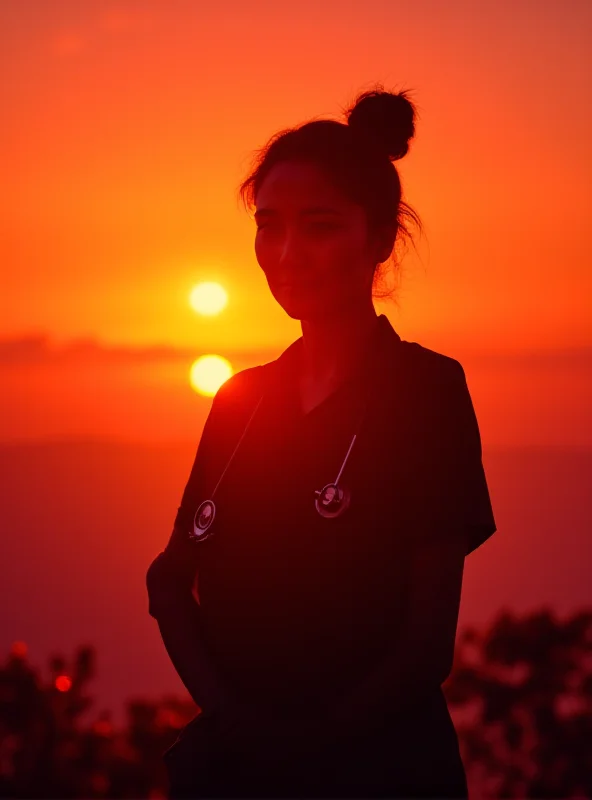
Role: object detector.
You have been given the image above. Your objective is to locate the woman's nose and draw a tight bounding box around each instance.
[278,230,302,266]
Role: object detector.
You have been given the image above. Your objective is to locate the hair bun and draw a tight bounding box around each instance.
[346,87,417,161]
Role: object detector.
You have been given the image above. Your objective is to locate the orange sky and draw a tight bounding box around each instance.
[1,1,591,723]
[1,0,591,445]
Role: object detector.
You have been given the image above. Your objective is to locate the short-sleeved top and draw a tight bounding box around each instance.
[164,313,496,719]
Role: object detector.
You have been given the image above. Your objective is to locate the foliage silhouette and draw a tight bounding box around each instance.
[443,606,592,798]
[1,607,590,798]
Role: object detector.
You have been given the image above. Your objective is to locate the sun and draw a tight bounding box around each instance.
[189,282,228,316]
[190,355,233,397]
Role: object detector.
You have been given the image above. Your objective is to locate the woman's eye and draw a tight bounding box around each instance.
[309,222,339,233]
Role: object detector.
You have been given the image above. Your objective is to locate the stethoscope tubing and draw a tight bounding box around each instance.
[190,355,381,541]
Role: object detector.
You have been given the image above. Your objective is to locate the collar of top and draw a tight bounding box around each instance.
[272,313,402,388]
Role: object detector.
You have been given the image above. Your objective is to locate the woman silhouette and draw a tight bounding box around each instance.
[146,85,497,798]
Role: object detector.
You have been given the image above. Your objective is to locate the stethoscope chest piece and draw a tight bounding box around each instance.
[314,482,351,518]
[190,499,216,542]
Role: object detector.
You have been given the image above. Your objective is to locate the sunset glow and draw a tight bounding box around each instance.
[2,0,591,735]
[189,282,228,317]
[189,355,233,396]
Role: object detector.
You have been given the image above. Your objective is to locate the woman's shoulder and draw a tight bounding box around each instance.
[383,340,476,441]
[213,338,468,410]
[213,337,300,402]
[209,359,279,417]
[396,341,480,450]
[395,339,466,391]
[214,363,268,401]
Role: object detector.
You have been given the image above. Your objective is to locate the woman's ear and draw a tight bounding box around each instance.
[372,222,398,264]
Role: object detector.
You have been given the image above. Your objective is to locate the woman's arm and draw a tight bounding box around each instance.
[147,550,287,768]
[326,530,468,728]
[144,375,246,713]
[146,550,240,717]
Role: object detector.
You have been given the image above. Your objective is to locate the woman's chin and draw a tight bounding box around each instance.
[278,299,318,321]
[276,285,331,318]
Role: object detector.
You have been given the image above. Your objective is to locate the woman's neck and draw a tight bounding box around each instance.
[299,303,380,388]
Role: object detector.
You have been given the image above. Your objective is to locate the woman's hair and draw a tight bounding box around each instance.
[237,83,425,305]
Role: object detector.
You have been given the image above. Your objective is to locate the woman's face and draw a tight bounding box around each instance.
[254,160,384,322]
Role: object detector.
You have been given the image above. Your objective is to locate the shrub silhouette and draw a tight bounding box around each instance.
[1,607,591,798]
[443,606,592,798]
[0,642,192,797]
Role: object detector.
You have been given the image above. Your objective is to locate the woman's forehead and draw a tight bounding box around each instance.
[255,160,353,210]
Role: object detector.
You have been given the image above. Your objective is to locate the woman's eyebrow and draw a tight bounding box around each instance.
[254,207,343,219]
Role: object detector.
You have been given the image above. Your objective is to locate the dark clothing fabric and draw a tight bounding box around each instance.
[164,690,469,798]
[154,314,496,797]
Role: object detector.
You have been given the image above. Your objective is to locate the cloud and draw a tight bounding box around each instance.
[0,333,276,368]
[463,347,592,370]
[1,332,591,372]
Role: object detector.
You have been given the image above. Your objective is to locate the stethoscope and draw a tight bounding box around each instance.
[188,378,374,543]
